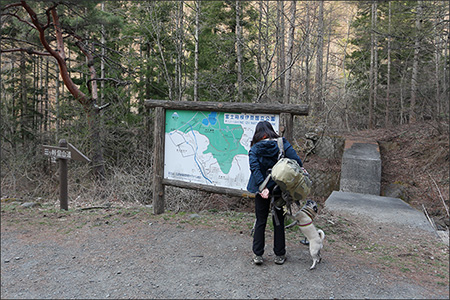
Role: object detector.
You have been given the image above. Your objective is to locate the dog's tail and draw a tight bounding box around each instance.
[318,229,325,241]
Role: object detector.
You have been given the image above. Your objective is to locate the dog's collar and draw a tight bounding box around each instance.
[301,206,316,220]
[298,221,313,227]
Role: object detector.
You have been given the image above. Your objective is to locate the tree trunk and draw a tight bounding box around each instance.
[194,0,200,101]
[385,1,391,127]
[400,74,405,124]
[101,2,105,108]
[433,11,441,119]
[255,1,271,103]
[343,12,354,131]
[368,1,375,129]
[305,1,311,105]
[284,1,296,105]
[315,0,324,111]
[55,60,60,140]
[145,43,151,100]
[373,1,378,116]
[258,1,263,90]
[176,1,184,101]
[11,56,17,150]
[236,0,243,102]
[277,1,285,99]
[44,58,49,133]
[33,56,37,136]
[264,1,270,101]
[444,5,449,117]
[410,0,422,124]
[324,10,332,96]
[20,54,28,141]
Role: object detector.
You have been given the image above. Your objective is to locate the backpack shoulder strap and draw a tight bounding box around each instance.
[277,137,285,159]
[259,137,283,192]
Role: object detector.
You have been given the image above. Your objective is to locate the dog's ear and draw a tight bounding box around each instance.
[307,200,318,213]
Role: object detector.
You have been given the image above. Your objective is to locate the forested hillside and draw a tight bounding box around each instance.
[1,1,448,209]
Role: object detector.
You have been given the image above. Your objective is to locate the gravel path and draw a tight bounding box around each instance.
[1,205,448,299]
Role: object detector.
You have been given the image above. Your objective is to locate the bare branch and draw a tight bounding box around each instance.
[87,78,131,86]
[428,171,450,218]
[2,1,23,10]
[1,47,52,56]
[1,11,36,29]
[1,36,44,48]
[43,3,58,30]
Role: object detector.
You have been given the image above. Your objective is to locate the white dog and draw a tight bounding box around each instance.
[292,200,325,270]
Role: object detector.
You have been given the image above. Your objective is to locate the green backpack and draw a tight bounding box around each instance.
[270,138,312,202]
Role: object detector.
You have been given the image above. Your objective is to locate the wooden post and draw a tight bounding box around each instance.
[43,140,90,210]
[153,107,165,214]
[59,139,68,210]
[280,113,293,142]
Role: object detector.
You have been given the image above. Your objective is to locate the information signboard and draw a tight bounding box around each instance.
[164,110,280,190]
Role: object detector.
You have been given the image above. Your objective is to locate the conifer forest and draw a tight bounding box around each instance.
[1,1,449,206]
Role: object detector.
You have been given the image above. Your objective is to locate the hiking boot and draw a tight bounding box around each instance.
[253,255,263,265]
[274,255,286,265]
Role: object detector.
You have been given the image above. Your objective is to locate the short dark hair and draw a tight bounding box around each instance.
[250,121,279,147]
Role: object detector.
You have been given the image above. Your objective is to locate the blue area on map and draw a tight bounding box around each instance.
[202,112,218,126]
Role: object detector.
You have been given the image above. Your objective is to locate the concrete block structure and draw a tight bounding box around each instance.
[339,140,381,195]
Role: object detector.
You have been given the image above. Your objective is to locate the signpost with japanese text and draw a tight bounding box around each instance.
[42,139,90,210]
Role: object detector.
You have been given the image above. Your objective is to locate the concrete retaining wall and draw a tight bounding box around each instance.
[339,140,381,195]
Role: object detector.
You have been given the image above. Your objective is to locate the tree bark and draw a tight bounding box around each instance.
[44,58,49,133]
[20,54,28,141]
[176,1,184,101]
[100,2,105,107]
[433,10,441,119]
[316,0,324,111]
[368,1,375,129]
[194,0,200,101]
[284,1,296,105]
[386,1,391,127]
[373,0,378,114]
[305,1,311,105]
[277,1,285,98]
[410,0,422,124]
[236,0,243,102]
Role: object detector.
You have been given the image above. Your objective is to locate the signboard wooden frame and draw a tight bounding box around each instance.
[145,99,309,214]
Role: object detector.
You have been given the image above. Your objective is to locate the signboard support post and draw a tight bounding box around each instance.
[59,139,69,210]
[153,106,165,214]
[280,113,293,141]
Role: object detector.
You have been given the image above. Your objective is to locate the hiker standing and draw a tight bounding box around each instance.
[247,121,303,265]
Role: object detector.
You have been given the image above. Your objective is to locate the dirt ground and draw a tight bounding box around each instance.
[1,121,449,299]
[1,202,449,299]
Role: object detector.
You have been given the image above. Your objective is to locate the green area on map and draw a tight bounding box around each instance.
[166,110,248,174]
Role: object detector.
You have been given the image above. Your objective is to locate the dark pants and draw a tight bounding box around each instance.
[252,193,286,257]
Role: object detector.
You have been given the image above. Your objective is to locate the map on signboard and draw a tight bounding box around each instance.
[164,110,279,191]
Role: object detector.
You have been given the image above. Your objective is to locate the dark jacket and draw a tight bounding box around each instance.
[246,137,303,193]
